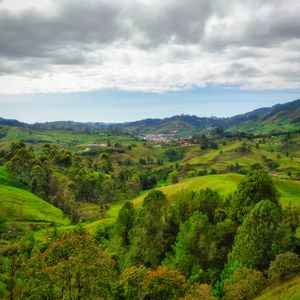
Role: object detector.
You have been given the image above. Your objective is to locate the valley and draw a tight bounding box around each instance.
[0,99,300,299]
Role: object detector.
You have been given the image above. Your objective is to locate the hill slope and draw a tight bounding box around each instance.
[255,275,300,300]
[0,167,69,226]
[1,99,299,136]
[87,174,300,230]
[0,184,70,225]
[129,174,300,208]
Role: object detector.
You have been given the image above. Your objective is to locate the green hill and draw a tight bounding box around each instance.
[0,184,70,225]
[88,174,300,230]
[130,174,300,208]
[1,99,299,137]
[0,167,70,226]
[255,275,300,300]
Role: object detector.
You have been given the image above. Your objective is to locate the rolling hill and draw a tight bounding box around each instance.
[85,173,300,230]
[0,99,299,136]
[0,167,70,237]
[117,99,300,135]
[128,174,300,208]
[0,184,70,225]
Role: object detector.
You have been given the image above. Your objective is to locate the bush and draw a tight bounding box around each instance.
[184,283,216,300]
[268,252,300,283]
[143,266,186,300]
[223,267,265,300]
[119,266,148,300]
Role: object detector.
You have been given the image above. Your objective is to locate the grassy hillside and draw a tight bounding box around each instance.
[0,184,70,225]
[130,174,300,207]
[0,126,138,151]
[255,275,300,300]
[183,137,300,177]
[0,166,25,188]
[88,174,300,230]
[0,166,69,225]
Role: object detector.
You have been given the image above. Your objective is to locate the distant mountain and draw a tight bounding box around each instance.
[116,99,300,135]
[0,117,25,127]
[0,99,299,136]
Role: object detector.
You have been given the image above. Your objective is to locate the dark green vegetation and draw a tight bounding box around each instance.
[0,100,300,299]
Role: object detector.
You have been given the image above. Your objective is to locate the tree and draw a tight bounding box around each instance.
[27,234,117,299]
[171,212,216,282]
[233,164,279,222]
[228,200,282,270]
[184,283,216,300]
[119,266,148,300]
[115,201,135,247]
[128,190,168,267]
[268,252,300,283]
[5,147,35,184]
[54,149,72,167]
[223,267,265,300]
[30,165,49,199]
[195,188,222,223]
[143,266,186,300]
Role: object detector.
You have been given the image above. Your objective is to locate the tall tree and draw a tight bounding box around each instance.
[115,201,135,247]
[171,212,216,282]
[128,190,168,267]
[228,200,282,270]
[233,163,279,222]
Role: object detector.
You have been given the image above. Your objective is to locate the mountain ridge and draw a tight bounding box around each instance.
[1,99,299,135]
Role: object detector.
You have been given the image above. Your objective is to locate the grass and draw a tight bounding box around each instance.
[90,173,300,228]
[183,138,300,176]
[0,184,70,225]
[255,276,300,300]
[1,127,138,151]
[0,166,25,188]
[129,174,300,209]
[130,173,242,207]
[274,179,300,208]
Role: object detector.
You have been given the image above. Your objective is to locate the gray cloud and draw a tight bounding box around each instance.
[224,63,261,78]
[0,0,299,92]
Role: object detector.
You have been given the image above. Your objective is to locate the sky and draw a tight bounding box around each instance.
[0,0,299,122]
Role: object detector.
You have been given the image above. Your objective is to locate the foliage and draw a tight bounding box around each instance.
[143,266,186,300]
[223,267,265,300]
[228,200,282,270]
[233,163,280,222]
[22,234,117,299]
[268,252,300,283]
[128,190,168,267]
[115,201,135,247]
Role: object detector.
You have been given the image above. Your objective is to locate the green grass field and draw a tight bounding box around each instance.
[93,173,300,229]
[255,275,300,300]
[184,139,300,175]
[0,166,25,188]
[1,127,139,151]
[129,174,300,208]
[0,184,70,225]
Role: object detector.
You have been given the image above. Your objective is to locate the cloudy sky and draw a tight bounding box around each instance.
[0,0,299,122]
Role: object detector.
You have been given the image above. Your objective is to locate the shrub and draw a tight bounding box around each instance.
[223,267,265,300]
[143,266,186,300]
[268,252,300,283]
[119,266,148,300]
[184,283,216,300]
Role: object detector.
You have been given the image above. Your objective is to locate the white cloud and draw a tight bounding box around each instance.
[0,0,299,94]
